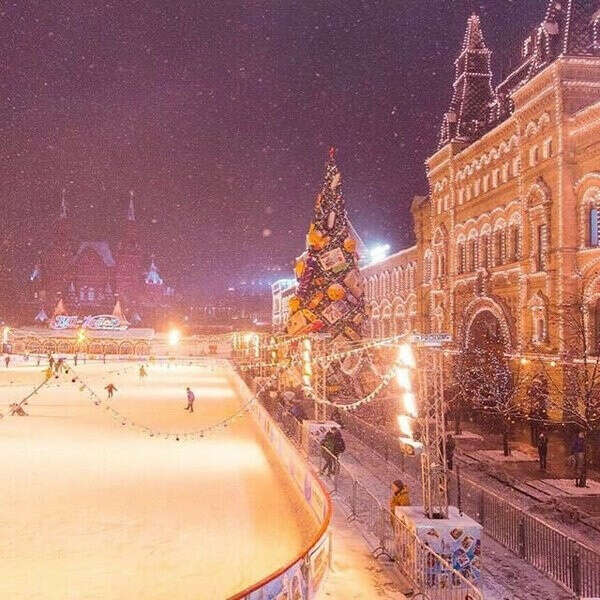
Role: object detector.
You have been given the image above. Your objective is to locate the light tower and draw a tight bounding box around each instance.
[417,344,448,519]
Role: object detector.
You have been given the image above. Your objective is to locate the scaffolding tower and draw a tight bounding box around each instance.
[417,344,449,519]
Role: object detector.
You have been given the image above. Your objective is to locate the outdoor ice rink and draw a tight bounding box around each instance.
[0,360,318,599]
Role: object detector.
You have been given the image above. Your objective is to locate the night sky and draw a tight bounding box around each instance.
[0,0,548,297]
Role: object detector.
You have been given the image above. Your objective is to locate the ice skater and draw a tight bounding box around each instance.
[184,387,195,413]
[139,365,147,382]
[105,383,117,399]
[4,355,10,368]
[74,353,78,366]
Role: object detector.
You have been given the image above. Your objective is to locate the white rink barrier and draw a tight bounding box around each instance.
[228,369,332,600]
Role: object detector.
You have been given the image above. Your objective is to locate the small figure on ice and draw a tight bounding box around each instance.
[9,403,27,416]
[74,353,78,366]
[4,355,10,368]
[139,365,147,381]
[184,387,195,413]
[105,383,117,399]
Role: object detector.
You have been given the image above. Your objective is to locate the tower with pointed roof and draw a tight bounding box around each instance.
[439,14,494,148]
[115,191,144,309]
[41,188,75,304]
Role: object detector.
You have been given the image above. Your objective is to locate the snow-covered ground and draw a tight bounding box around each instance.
[0,362,318,599]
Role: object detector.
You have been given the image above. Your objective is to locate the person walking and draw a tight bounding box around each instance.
[571,431,587,487]
[537,432,548,470]
[48,355,55,371]
[139,365,147,382]
[104,383,117,399]
[390,479,411,524]
[444,433,456,471]
[332,428,346,475]
[4,355,10,368]
[320,429,336,477]
[185,387,195,413]
[74,353,78,366]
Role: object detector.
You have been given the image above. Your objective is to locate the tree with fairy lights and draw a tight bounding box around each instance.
[287,148,366,343]
[452,325,528,457]
[535,291,600,485]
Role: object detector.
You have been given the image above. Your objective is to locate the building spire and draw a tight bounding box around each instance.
[60,188,67,220]
[127,190,135,222]
[439,14,494,148]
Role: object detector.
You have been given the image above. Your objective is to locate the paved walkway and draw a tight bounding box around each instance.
[333,428,572,600]
[318,502,408,600]
[452,422,600,542]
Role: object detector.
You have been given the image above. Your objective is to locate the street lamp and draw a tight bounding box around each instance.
[369,244,390,265]
[169,328,181,346]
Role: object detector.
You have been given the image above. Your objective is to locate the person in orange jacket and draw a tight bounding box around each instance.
[390,479,411,524]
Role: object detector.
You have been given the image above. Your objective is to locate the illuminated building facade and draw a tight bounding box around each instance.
[364,2,600,422]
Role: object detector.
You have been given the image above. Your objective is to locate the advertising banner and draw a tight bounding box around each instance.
[245,558,308,600]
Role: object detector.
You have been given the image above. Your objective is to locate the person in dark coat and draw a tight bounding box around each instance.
[331,428,346,475]
[105,383,117,399]
[537,432,548,470]
[320,430,336,477]
[440,433,456,470]
[290,402,307,422]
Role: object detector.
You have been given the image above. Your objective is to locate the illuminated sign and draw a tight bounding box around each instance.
[82,315,128,331]
[49,315,128,331]
[50,315,79,330]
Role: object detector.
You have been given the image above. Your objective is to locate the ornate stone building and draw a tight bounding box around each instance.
[29,191,175,325]
[362,246,418,338]
[365,2,600,416]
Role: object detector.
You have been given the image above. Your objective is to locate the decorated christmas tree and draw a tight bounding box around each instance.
[287,148,366,342]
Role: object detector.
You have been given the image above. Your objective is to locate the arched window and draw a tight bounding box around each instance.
[480,233,490,269]
[509,222,521,261]
[457,242,465,275]
[590,207,599,247]
[468,237,477,272]
[493,228,505,266]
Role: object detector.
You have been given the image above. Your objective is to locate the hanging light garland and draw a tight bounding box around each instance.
[67,364,276,441]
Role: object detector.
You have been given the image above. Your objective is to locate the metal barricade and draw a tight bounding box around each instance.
[264,403,483,600]
[338,409,600,599]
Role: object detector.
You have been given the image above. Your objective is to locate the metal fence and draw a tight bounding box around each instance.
[271,403,483,600]
[339,410,600,599]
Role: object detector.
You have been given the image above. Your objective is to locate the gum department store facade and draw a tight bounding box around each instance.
[361,2,600,414]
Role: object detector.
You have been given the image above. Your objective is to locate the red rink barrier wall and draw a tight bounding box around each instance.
[228,370,332,600]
